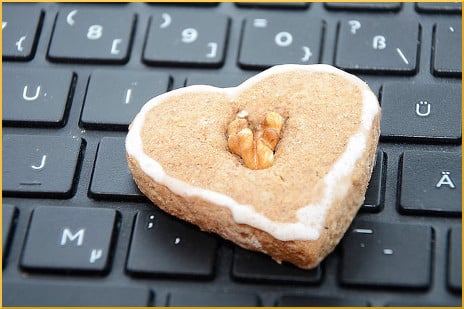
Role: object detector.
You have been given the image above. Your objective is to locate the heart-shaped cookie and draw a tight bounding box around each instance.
[126,64,380,269]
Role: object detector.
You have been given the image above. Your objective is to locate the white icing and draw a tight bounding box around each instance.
[126,64,380,241]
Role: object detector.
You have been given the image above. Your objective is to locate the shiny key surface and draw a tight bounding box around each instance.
[20,206,117,273]
[380,83,461,142]
[2,135,82,197]
[48,8,135,63]
[2,4,43,60]
[126,210,218,278]
[3,68,75,127]
[144,11,229,67]
[400,151,461,215]
[239,16,322,69]
[335,18,419,74]
[341,221,432,288]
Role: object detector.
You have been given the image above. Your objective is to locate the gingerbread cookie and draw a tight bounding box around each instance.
[126,64,381,269]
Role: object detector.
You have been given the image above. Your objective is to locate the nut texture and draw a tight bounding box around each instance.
[227,111,284,169]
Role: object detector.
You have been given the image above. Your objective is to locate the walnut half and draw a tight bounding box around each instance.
[227,110,285,170]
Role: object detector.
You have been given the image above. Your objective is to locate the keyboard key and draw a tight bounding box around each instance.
[48,8,135,63]
[236,2,309,9]
[325,2,401,11]
[448,227,462,291]
[400,151,461,215]
[148,2,218,6]
[335,18,419,74]
[3,68,74,127]
[168,291,260,306]
[144,11,229,67]
[341,221,432,288]
[2,4,43,60]
[362,151,385,212]
[126,210,218,278]
[386,299,461,307]
[21,206,117,272]
[416,2,462,13]
[89,137,144,200]
[185,72,253,87]
[239,16,322,69]
[3,135,82,198]
[380,83,461,142]
[3,282,151,306]
[81,70,170,129]
[2,204,17,261]
[432,22,462,77]
[232,247,321,284]
[276,295,369,306]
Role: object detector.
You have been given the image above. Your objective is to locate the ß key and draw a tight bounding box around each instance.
[48,8,135,63]
[335,18,419,74]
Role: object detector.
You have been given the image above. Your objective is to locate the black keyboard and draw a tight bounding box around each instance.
[2,2,462,306]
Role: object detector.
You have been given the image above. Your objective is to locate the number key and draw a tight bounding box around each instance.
[335,18,419,74]
[2,4,43,60]
[239,16,322,69]
[48,8,135,63]
[143,11,229,67]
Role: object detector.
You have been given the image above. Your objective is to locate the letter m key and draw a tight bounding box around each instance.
[60,228,85,246]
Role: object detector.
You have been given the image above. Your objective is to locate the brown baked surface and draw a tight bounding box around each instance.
[128,68,380,269]
[140,71,363,224]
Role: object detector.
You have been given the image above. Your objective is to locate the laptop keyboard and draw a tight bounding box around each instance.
[2,2,461,306]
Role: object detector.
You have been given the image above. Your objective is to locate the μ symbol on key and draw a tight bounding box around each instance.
[89,249,103,263]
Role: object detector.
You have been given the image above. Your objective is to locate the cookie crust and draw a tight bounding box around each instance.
[126,64,381,269]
